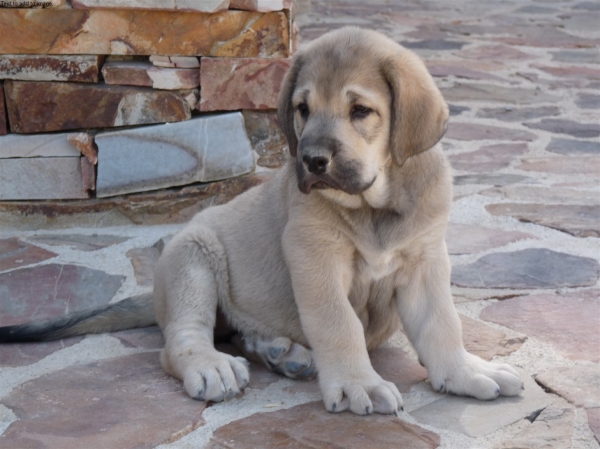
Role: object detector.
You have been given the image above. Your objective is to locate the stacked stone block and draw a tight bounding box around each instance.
[0,0,294,200]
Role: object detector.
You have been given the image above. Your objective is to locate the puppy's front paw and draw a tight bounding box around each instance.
[430,351,523,400]
[170,351,249,402]
[321,370,403,415]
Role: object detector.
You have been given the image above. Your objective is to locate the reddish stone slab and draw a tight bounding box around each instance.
[460,315,526,361]
[0,352,206,449]
[457,44,536,61]
[536,365,600,409]
[4,81,191,133]
[199,58,291,111]
[73,0,229,12]
[242,110,289,168]
[0,237,57,272]
[101,60,153,87]
[207,401,440,449]
[517,156,600,175]
[0,55,102,83]
[445,123,537,142]
[427,64,505,81]
[589,408,600,444]
[480,290,600,362]
[68,132,98,164]
[0,338,84,368]
[448,143,528,172]
[534,65,600,80]
[440,83,560,105]
[81,156,95,191]
[446,222,535,256]
[126,247,161,286]
[111,326,165,350]
[0,9,289,58]
[369,347,428,393]
[0,82,6,136]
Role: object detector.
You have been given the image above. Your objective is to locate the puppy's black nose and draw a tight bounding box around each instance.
[302,155,330,175]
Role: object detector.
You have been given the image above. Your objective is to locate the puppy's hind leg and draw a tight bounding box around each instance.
[232,334,316,380]
[156,228,249,402]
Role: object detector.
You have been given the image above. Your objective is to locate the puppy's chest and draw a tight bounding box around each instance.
[355,246,404,281]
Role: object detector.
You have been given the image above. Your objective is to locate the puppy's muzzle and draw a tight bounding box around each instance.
[302,154,329,175]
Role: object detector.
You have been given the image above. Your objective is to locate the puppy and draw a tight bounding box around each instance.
[0,27,523,415]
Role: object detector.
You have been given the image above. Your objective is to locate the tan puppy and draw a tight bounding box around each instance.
[0,27,523,416]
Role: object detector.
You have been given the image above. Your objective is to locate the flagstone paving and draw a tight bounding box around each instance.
[0,0,599,448]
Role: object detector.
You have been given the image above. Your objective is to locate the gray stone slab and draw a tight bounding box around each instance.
[551,49,600,64]
[402,39,466,50]
[440,83,560,104]
[453,174,533,187]
[0,157,88,200]
[536,365,600,409]
[524,119,600,138]
[0,133,81,158]
[451,249,600,289]
[410,371,551,437]
[95,113,255,197]
[72,0,229,12]
[448,143,528,172]
[446,123,537,142]
[576,93,600,109]
[0,55,102,83]
[481,185,600,205]
[446,222,534,255]
[546,138,600,155]
[27,234,130,251]
[476,106,560,122]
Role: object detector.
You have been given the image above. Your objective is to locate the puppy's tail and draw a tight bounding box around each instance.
[0,293,156,343]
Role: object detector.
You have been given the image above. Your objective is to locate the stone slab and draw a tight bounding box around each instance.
[536,365,600,409]
[481,185,600,205]
[460,314,526,361]
[457,44,536,61]
[546,138,600,155]
[440,83,560,104]
[208,401,440,449]
[445,123,537,142]
[0,237,57,273]
[494,405,574,449]
[126,247,161,286]
[524,119,600,138]
[0,55,102,83]
[0,82,6,136]
[427,64,505,81]
[517,156,600,175]
[27,234,129,252]
[72,0,229,12]
[551,49,600,64]
[448,143,528,172]
[486,203,600,237]
[452,249,600,289]
[4,81,191,133]
[410,371,551,438]
[81,157,95,191]
[0,133,81,158]
[102,60,200,89]
[199,57,291,111]
[95,113,254,197]
[476,106,561,122]
[446,222,534,256]
[370,347,429,393]
[111,326,165,350]
[147,67,199,90]
[230,0,293,12]
[589,408,600,444]
[576,92,600,109]
[0,157,88,200]
[402,39,466,50]
[0,9,289,58]
[68,132,98,164]
[535,65,600,80]
[480,290,600,362]
[0,352,206,448]
[242,110,289,168]
[149,55,200,68]
[454,174,533,187]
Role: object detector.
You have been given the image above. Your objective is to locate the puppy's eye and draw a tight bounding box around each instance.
[351,105,373,120]
[296,103,309,119]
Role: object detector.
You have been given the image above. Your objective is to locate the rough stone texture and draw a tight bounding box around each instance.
[524,119,600,138]
[440,83,560,104]
[453,174,533,187]
[588,408,600,444]
[27,234,129,252]
[449,104,470,116]
[536,365,600,409]
[208,401,441,449]
[460,314,526,361]
[458,44,535,61]
[0,55,102,83]
[72,0,229,12]
[81,157,96,191]
[448,143,528,172]
[481,185,600,205]
[0,157,89,200]
[486,203,600,237]
[199,58,291,111]
[535,65,600,80]
[546,138,600,155]
[68,132,98,164]
[427,64,505,81]
[552,49,600,64]
[452,249,600,289]
[112,327,165,350]
[126,247,161,286]
[4,81,191,133]
[242,110,289,168]
[494,405,574,449]
[369,347,428,393]
[445,123,537,142]
[517,156,600,175]
[476,106,561,122]
[0,352,206,449]
[0,133,81,158]
[0,82,5,136]
[0,9,289,58]
[446,222,534,256]
[101,60,153,87]
[0,263,124,366]
[576,92,600,109]
[0,237,57,272]
[149,55,200,68]
[480,290,600,362]
[410,372,551,438]
[147,67,199,90]
[230,0,294,12]
[95,113,254,197]
[402,39,466,50]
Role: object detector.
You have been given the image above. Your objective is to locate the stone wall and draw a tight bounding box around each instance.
[0,0,295,210]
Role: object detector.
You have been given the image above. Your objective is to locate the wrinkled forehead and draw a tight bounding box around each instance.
[293,46,390,106]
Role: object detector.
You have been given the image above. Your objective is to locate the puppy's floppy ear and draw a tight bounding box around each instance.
[277,53,305,158]
[382,49,449,166]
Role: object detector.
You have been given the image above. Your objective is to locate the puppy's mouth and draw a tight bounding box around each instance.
[298,172,376,196]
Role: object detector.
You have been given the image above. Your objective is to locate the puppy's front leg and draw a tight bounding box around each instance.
[283,226,402,415]
[396,241,523,399]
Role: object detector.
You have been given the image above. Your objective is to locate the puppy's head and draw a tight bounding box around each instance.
[278,27,449,196]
